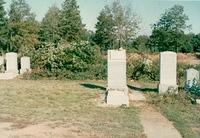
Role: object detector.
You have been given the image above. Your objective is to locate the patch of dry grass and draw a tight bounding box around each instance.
[0,80,144,138]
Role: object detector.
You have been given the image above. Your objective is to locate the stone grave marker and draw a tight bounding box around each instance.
[185,68,199,88]
[20,56,31,74]
[159,51,178,93]
[106,49,129,106]
[5,52,18,74]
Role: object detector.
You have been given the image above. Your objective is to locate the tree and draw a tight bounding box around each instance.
[147,5,191,52]
[59,0,85,42]
[39,5,60,43]
[0,0,7,53]
[7,0,39,55]
[94,0,140,51]
[130,35,149,52]
[93,6,115,52]
[190,34,200,52]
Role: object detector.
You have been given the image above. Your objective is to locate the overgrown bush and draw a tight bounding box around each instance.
[24,41,106,80]
[127,58,159,81]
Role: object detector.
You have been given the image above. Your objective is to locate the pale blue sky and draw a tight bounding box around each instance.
[4,0,200,35]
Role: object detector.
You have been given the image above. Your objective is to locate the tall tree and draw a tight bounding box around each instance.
[39,5,60,43]
[94,0,140,51]
[93,6,115,51]
[7,0,39,55]
[59,0,85,42]
[0,0,7,53]
[147,5,190,52]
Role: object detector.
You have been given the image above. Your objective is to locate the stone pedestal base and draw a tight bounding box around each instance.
[20,69,31,74]
[0,73,18,80]
[5,70,19,74]
[159,84,178,94]
[106,88,129,107]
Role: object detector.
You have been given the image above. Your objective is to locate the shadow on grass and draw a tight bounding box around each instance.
[81,83,106,91]
[128,85,158,93]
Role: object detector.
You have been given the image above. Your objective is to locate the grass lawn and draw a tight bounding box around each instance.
[143,84,200,138]
[0,80,144,138]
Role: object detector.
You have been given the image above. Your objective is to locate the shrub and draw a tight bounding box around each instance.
[25,41,106,80]
[127,58,159,81]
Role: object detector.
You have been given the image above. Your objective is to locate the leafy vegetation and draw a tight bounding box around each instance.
[0,0,199,80]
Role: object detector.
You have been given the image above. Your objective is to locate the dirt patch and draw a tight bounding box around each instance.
[0,121,99,138]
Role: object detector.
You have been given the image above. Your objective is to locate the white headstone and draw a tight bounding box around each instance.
[5,52,18,74]
[107,49,129,106]
[0,56,4,65]
[20,56,31,74]
[159,51,178,93]
[185,68,199,88]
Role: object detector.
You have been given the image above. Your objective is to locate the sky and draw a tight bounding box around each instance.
[4,0,200,35]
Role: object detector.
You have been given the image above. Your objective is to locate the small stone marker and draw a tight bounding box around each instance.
[0,56,4,66]
[0,56,5,72]
[106,48,129,106]
[159,51,178,93]
[20,56,31,74]
[5,52,18,74]
[185,68,199,88]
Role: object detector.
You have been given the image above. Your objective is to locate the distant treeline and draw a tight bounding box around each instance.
[0,0,200,79]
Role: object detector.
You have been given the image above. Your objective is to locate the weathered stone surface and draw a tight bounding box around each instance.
[107,49,129,106]
[0,56,4,65]
[185,68,199,88]
[20,56,31,74]
[159,51,178,93]
[5,52,18,74]
[0,73,18,80]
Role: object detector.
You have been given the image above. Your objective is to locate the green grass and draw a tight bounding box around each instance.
[0,80,144,138]
[147,91,200,138]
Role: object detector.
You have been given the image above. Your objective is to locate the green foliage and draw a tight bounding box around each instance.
[93,7,115,52]
[147,5,191,52]
[190,33,200,52]
[186,80,200,100]
[127,59,159,81]
[129,35,149,52]
[59,0,85,42]
[7,0,39,54]
[0,0,8,52]
[94,0,140,52]
[39,5,60,43]
[26,41,106,80]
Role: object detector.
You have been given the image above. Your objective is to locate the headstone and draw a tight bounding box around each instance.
[5,52,18,74]
[185,68,199,88]
[106,49,129,106]
[20,56,31,74]
[0,56,4,65]
[159,51,178,93]
[0,56,4,72]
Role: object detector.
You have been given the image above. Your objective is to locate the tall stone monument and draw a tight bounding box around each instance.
[159,51,178,93]
[20,56,31,74]
[185,68,199,88]
[5,52,18,74]
[106,48,129,106]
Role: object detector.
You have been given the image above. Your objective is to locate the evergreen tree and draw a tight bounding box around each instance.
[59,0,85,42]
[93,6,115,52]
[0,0,7,52]
[7,0,39,55]
[39,5,60,43]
